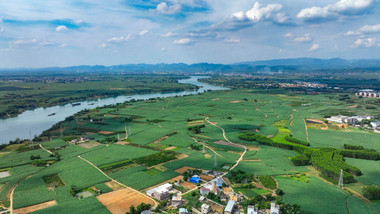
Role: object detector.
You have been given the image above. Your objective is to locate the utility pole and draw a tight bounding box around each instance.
[60,124,63,138]
[29,130,33,147]
[214,153,217,167]
[338,169,344,189]
[202,141,205,153]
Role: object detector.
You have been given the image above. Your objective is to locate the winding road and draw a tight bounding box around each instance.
[205,118,247,172]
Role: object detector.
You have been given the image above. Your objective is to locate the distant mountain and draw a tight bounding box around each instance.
[236,58,380,70]
[1,58,380,74]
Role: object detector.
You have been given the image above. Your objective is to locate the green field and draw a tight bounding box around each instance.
[1,88,379,213]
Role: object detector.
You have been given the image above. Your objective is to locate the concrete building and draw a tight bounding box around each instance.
[224,200,235,214]
[146,183,172,201]
[327,115,356,124]
[371,121,380,129]
[247,205,258,214]
[271,202,280,214]
[179,208,189,214]
[201,204,210,214]
[352,115,374,122]
[171,195,182,207]
[200,187,210,196]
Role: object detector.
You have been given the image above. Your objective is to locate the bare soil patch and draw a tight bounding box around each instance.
[229,100,242,103]
[212,98,220,101]
[181,181,197,189]
[78,142,100,149]
[204,154,211,158]
[14,200,56,214]
[152,136,170,144]
[165,146,176,150]
[105,181,124,191]
[242,159,261,162]
[200,174,214,181]
[98,130,114,135]
[97,188,155,214]
[115,141,129,145]
[175,166,196,174]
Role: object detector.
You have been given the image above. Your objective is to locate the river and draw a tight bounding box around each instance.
[0,76,227,144]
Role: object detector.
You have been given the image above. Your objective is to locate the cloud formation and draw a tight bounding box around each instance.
[346,24,380,35]
[56,25,68,32]
[173,38,194,45]
[139,29,149,36]
[293,34,312,43]
[308,43,320,51]
[297,0,374,22]
[352,37,377,47]
[155,2,182,15]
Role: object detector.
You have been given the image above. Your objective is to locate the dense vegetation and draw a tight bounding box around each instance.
[363,185,380,200]
[258,176,277,189]
[134,151,177,167]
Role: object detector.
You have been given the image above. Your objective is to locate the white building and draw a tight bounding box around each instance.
[352,115,374,122]
[224,200,235,214]
[247,205,258,214]
[270,202,280,214]
[201,204,210,214]
[146,183,172,201]
[371,121,380,129]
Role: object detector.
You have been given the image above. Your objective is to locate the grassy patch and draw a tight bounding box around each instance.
[144,168,163,176]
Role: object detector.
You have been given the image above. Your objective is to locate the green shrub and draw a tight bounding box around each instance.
[363,185,380,200]
[258,176,276,189]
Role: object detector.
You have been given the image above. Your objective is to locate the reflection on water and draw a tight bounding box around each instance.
[0,76,227,144]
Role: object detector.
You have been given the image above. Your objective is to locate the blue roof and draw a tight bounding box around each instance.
[190,176,201,183]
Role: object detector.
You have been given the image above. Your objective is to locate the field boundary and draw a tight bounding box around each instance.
[77,155,158,208]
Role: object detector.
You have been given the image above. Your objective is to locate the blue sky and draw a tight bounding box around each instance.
[0,0,380,67]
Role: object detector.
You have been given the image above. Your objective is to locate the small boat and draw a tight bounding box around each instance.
[48,113,56,116]
[72,103,81,106]
[89,103,94,105]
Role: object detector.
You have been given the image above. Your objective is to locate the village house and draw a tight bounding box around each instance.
[201,204,210,214]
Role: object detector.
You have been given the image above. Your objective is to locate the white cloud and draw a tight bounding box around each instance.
[274,12,290,24]
[139,29,149,36]
[155,2,181,15]
[59,43,68,48]
[106,34,133,43]
[56,25,68,32]
[233,2,283,23]
[352,37,377,47]
[160,47,167,51]
[297,0,373,21]
[293,34,312,43]
[173,38,194,45]
[9,39,37,45]
[308,43,320,51]
[284,32,293,37]
[225,38,240,43]
[346,24,380,36]
[99,43,107,48]
[162,32,177,37]
[0,27,4,33]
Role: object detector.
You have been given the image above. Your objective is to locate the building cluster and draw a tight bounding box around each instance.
[278,81,327,88]
[327,115,380,130]
[355,91,380,98]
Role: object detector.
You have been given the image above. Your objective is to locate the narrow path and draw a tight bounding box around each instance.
[77,155,158,208]
[9,175,32,214]
[205,118,247,172]
[39,144,53,154]
[192,138,223,158]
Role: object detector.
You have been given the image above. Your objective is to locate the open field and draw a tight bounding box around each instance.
[1,88,379,213]
[97,188,155,214]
